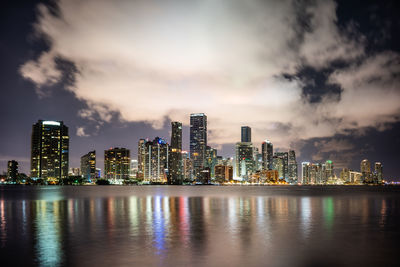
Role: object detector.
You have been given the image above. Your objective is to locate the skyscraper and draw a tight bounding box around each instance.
[241,126,251,142]
[272,155,284,179]
[325,160,334,182]
[190,113,207,179]
[274,152,288,181]
[137,138,147,180]
[81,150,96,183]
[31,120,69,183]
[301,162,311,184]
[104,147,130,182]
[235,142,254,180]
[288,150,298,184]
[7,160,18,181]
[261,140,273,170]
[374,162,383,184]
[143,137,169,183]
[168,121,183,184]
[360,159,371,183]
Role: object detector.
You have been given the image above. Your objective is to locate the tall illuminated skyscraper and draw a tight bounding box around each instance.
[143,137,169,183]
[104,147,130,181]
[81,150,96,182]
[190,113,207,179]
[274,152,288,180]
[31,120,69,183]
[235,142,253,180]
[301,162,311,184]
[374,162,383,184]
[261,140,273,170]
[360,159,371,183]
[241,126,251,142]
[288,150,298,184]
[168,121,183,184]
[137,138,147,180]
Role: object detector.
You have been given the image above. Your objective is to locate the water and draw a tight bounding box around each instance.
[0,185,399,267]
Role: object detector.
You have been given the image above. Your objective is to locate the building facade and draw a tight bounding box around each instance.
[31,120,69,183]
[235,142,254,180]
[7,160,18,181]
[241,126,251,142]
[168,122,183,184]
[261,140,273,170]
[143,137,169,183]
[190,113,207,180]
[104,147,130,181]
[81,150,96,182]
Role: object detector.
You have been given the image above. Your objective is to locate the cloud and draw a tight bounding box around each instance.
[20,0,400,149]
[76,126,90,137]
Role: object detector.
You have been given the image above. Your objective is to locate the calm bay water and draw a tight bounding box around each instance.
[0,185,399,267]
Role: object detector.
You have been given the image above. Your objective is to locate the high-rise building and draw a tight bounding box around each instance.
[301,162,311,184]
[215,165,233,183]
[168,122,183,184]
[288,150,298,184]
[235,142,254,180]
[130,159,138,179]
[360,159,371,183]
[104,147,130,181]
[7,160,18,181]
[374,162,383,184]
[190,113,207,179]
[182,151,193,181]
[272,155,285,179]
[69,167,81,176]
[340,168,350,183]
[325,160,334,182]
[274,152,288,181]
[31,120,69,183]
[137,139,147,180]
[261,140,273,170]
[241,126,251,142]
[143,137,169,183]
[205,146,218,179]
[253,147,263,172]
[81,150,96,182]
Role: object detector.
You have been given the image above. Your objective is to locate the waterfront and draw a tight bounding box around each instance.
[1,186,399,267]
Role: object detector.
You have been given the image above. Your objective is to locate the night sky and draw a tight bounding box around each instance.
[1,0,399,180]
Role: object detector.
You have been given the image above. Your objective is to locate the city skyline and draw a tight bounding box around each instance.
[1,0,400,179]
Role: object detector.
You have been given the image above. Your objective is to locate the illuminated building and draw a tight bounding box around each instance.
[309,163,322,184]
[7,160,18,181]
[214,165,233,183]
[30,120,69,183]
[235,142,254,180]
[137,138,147,180]
[190,113,207,180]
[130,159,138,179]
[261,140,273,170]
[274,152,288,180]
[360,159,372,183]
[205,146,218,179]
[301,162,311,184]
[241,126,251,142]
[69,168,81,176]
[143,137,169,183]
[95,168,101,179]
[104,147,130,181]
[259,169,279,183]
[168,122,183,184]
[253,147,263,172]
[374,162,383,183]
[288,150,298,184]
[81,150,96,182]
[340,168,350,183]
[325,160,334,182]
[182,151,193,181]
[349,171,362,184]
[272,155,284,179]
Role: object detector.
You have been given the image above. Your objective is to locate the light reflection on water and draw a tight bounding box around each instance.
[0,186,399,267]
